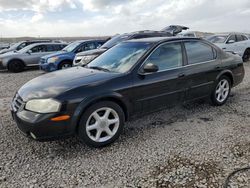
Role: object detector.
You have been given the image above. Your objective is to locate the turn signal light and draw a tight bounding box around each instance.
[51,115,70,121]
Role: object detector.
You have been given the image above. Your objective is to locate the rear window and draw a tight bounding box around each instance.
[185,41,215,64]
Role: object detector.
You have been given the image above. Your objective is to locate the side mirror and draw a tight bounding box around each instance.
[143,63,159,73]
[227,40,235,44]
[27,50,32,54]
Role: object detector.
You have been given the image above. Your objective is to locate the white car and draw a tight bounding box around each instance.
[207,33,250,62]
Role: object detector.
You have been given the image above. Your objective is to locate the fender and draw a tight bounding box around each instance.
[70,92,131,131]
[216,69,234,85]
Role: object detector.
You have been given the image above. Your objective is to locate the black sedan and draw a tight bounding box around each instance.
[11,37,245,147]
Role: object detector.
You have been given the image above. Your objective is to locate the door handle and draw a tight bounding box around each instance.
[178,73,185,78]
[222,48,226,50]
[215,66,221,69]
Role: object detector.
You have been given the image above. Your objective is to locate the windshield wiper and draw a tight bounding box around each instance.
[89,66,110,72]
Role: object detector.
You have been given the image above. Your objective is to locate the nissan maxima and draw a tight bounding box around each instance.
[11,37,244,147]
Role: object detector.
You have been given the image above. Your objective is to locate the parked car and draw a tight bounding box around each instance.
[206,33,250,62]
[178,31,214,38]
[0,40,58,55]
[11,37,244,147]
[0,43,67,72]
[73,25,189,67]
[39,39,106,72]
[0,43,10,50]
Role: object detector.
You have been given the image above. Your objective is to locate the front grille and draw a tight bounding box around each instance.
[12,94,25,112]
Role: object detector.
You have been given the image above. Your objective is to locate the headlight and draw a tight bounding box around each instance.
[25,99,61,113]
[80,55,97,64]
[48,57,59,63]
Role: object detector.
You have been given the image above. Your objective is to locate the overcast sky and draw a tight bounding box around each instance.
[0,0,249,37]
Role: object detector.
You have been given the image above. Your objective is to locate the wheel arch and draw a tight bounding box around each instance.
[7,58,26,68]
[216,70,234,86]
[57,59,73,68]
[71,93,130,131]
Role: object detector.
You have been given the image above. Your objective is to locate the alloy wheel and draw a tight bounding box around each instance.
[86,107,120,143]
[215,79,230,103]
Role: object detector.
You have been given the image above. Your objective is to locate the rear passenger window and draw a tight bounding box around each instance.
[242,35,248,41]
[185,41,215,64]
[236,35,243,42]
[144,42,183,71]
[47,45,55,52]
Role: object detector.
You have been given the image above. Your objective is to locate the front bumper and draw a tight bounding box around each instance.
[11,108,74,141]
[39,63,57,72]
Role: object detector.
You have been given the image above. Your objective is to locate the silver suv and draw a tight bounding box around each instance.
[0,43,67,72]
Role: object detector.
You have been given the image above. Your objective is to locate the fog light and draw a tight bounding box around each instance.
[30,132,37,139]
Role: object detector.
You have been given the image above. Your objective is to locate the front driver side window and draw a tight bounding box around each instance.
[226,35,236,43]
[144,42,183,71]
[30,45,47,53]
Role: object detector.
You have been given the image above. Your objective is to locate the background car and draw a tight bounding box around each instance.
[0,40,58,55]
[178,31,214,38]
[39,39,106,72]
[73,25,189,67]
[11,37,244,147]
[0,43,67,72]
[206,32,250,62]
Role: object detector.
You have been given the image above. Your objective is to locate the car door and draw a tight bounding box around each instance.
[25,45,49,65]
[183,40,219,101]
[132,42,187,114]
[233,34,249,56]
[224,34,237,52]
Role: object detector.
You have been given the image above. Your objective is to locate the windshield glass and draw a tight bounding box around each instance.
[206,35,228,43]
[101,34,130,49]
[62,41,81,52]
[8,42,23,50]
[87,42,152,73]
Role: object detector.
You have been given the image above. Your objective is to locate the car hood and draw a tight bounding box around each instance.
[41,51,68,59]
[0,51,21,58]
[76,48,107,57]
[18,67,117,101]
[0,48,14,55]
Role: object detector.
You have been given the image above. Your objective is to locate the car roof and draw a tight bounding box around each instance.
[75,39,107,43]
[126,36,200,43]
[27,42,67,48]
[214,32,249,36]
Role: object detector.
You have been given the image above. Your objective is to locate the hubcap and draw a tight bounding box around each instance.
[86,107,120,142]
[215,79,229,103]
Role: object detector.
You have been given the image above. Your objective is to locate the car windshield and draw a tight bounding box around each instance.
[87,42,152,73]
[62,42,81,52]
[8,42,23,50]
[101,34,131,49]
[206,35,228,43]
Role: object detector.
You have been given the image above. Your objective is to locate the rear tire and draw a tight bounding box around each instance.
[58,61,72,70]
[243,49,250,62]
[77,101,125,148]
[211,76,231,106]
[8,60,25,73]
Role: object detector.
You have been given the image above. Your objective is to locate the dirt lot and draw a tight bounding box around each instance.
[0,64,249,188]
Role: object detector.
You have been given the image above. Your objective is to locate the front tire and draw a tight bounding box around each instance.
[243,49,250,62]
[211,76,231,106]
[8,60,25,73]
[58,61,72,70]
[77,101,125,147]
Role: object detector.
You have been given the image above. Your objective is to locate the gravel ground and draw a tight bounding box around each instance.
[0,64,250,188]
